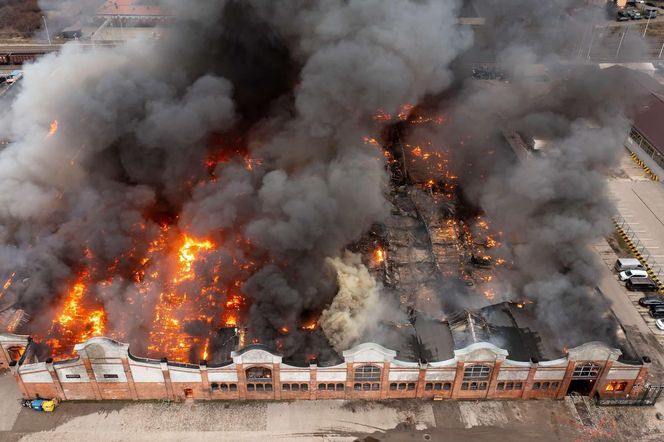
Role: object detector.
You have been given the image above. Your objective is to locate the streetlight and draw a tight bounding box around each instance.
[42,16,51,45]
[643,13,652,38]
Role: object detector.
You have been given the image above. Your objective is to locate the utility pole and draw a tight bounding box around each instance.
[586,26,596,60]
[42,16,51,45]
[643,14,652,38]
[616,25,628,60]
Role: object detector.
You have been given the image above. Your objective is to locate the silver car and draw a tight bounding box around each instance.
[619,269,649,281]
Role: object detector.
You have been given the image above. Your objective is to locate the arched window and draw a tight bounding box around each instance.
[572,363,600,379]
[354,365,381,382]
[463,364,491,381]
[245,366,272,381]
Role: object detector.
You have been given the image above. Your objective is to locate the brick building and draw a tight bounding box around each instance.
[1,302,649,403]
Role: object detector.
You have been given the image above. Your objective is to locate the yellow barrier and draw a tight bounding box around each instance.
[614,222,664,293]
[629,150,660,182]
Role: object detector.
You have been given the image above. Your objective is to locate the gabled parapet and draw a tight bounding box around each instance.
[6,335,647,402]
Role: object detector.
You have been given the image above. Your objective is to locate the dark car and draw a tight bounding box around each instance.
[617,11,630,21]
[640,296,664,307]
[626,277,659,292]
[650,309,664,319]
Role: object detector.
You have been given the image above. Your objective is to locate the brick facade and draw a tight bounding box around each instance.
[1,335,647,403]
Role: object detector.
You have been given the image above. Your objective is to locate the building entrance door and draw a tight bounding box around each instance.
[566,379,595,396]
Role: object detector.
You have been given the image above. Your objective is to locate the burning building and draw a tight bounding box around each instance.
[0,1,654,403]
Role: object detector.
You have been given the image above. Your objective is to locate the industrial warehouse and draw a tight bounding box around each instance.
[0,310,650,403]
[5,1,664,439]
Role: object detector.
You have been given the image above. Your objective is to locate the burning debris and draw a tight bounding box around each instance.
[0,0,649,364]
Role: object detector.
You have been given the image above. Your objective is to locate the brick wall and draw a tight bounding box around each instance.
[6,336,648,403]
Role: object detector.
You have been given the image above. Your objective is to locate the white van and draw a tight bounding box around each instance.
[619,269,649,281]
[615,258,645,272]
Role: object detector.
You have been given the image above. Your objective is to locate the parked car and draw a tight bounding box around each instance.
[615,258,645,272]
[639,296,664,307]
[620,269,649,281]
[656,319,664,330]
[644,7,658,18]
[626,277,659,292]
[617,11,630,21]
[650,309,664,319]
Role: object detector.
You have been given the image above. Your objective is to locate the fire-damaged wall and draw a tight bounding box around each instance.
[2,334,648,402]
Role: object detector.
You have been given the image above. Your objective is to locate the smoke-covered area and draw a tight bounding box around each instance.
[320,251,405,352]
[0,0,473,361]
[410,0,651,348]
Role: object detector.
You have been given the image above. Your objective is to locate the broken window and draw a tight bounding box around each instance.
[354,365,381,382]
[398,383,406,390]
[506,382,514,390]
[605,381,627,392]
[354,383,361,391]
[301,384,308,391]
[497,382,505,391]
[542,382,550,390]
[245,366,272,381]
[210,382,219,391]
[443,383,451,391]
[220,384,229,391]
[461,383,469,390]
[479,382,487,390]
[572,363,600,379]
[318,384,326,391]
[425,383,433,391]
[533,382,540,390]
[463,364,491,381]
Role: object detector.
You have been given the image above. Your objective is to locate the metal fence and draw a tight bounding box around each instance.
[596,384,664,406]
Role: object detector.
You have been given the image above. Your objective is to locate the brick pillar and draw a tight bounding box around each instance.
[82,356,102,400]
[199,361,211,400]
[9,361,29,399]
[556,360,576,400]
[590,360,613,398]
[485,361,502,399]
[310,364,317,400]
[272,363,280,400]
[160,359,175,401]
[521,361,539,400]
[121,357,138,401]
[450,362,465,399]
[414,365,428,399]
[236,363,247,400]
[379,362,390,399]
[631,365,650,396]
[345,363,354,399]
[45,358,66,401]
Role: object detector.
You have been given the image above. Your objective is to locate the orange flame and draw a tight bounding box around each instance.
[374,247,386,264]
[47,120,58,137]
